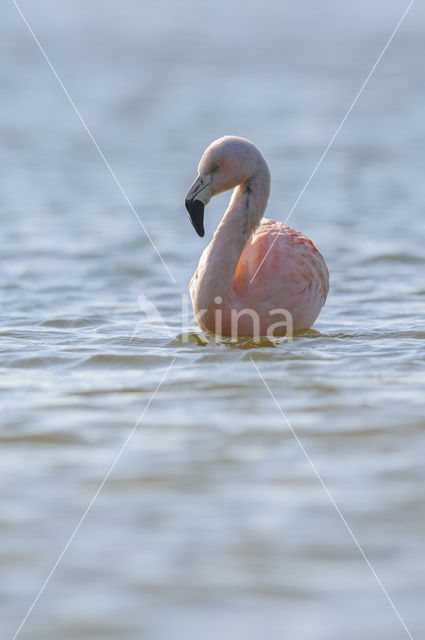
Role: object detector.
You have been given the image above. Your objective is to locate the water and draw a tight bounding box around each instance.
[1,1,424,638]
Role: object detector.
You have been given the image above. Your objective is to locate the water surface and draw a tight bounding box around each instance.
[1,1,424,639]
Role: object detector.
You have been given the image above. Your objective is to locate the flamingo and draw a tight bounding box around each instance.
[185,136,329,339]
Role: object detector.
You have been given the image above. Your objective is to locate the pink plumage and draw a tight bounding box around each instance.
[185,136,329,338]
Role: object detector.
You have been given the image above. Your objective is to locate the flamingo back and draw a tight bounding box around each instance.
[233,220,329,332]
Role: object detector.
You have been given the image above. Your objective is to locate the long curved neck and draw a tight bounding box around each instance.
[197,156,270,304]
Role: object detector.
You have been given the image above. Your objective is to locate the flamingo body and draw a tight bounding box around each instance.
[185,136,329,338]
[232,220,328,334]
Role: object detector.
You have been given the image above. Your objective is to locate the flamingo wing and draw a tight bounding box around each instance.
[233,220,329,331]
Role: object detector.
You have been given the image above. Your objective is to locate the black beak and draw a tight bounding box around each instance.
[185,198,205,237]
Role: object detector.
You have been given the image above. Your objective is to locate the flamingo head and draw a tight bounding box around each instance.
[185,136,258,237]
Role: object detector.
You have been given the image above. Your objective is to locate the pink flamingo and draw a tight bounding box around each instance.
[185,136,329,339]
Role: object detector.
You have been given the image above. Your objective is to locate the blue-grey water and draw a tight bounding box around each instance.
[1,1,424,639]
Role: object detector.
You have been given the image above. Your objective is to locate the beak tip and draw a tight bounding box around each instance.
[185,197,205,238]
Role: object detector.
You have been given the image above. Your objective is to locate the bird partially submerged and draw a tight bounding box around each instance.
[185,136,329,339]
